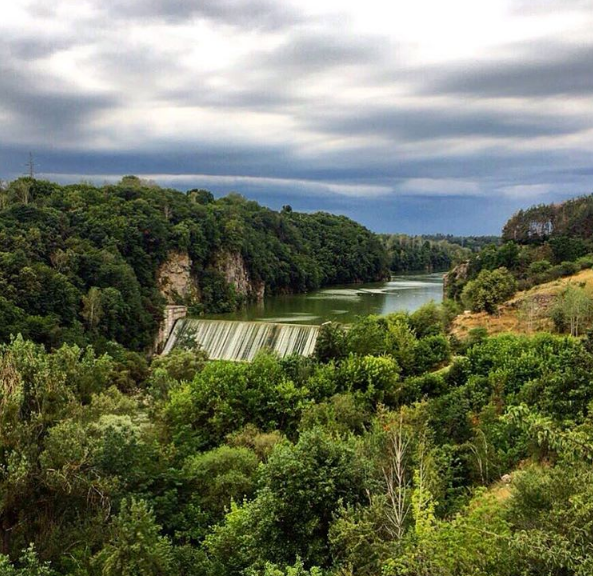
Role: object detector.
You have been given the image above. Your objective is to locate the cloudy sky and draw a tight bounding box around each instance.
[1,0,593,234]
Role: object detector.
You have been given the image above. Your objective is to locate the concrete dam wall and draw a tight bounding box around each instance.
[163,318,320,361]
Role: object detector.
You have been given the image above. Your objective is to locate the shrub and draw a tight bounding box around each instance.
[527,260,551,275]
[414,334,451,373]
[576,254,593,270]
[462,268,517,314]
[557,260,578,276]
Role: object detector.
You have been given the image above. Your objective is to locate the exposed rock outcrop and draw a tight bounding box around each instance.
[157,251,200,304]
[443,261,470,299]
[213,250,265,301]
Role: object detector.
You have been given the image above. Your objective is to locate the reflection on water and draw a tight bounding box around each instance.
[203,272,445,325]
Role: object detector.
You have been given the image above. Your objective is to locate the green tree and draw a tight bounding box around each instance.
[462,267,517,314]
[81,286,103,330]
[314,322,347,362]
[184,445,259,522]
[206,429,367,571]
[0,545,54,576]
[551,285,593,336]
[93,498,172,576]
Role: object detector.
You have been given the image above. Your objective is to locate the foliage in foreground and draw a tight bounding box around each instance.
[1,303,593,575]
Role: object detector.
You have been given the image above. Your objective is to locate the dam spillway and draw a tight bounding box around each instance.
[162,318,320,361]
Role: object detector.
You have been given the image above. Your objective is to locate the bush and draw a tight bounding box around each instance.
[414,334,451,373]
[337,354,400,405]
[527,260,551,275]
[401,372,447,403]
[314,322,347,362]
[462,268,517,314]
[556,260,578,276]
[409,302,443,337]
[184,445,259,521]
[576,254,593,270]
[150,348,208,382]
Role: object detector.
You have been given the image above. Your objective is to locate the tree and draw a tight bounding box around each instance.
[462,267,517,314]
[409,301,443,337]
[184,445,259,522]
[382,413,412,540]
[519,295,542,332]
[314,322,346,362]
[551,285,593,336]
[187,189,214,205]
[206,429,367,571]
[149,347,207,383]
[81,286,103,330]
[0,545,54,576]
[0,180,9,210]
[93,498,173,576]
[11,180,31,205]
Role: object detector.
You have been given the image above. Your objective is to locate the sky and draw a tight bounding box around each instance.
[1,0,593,235]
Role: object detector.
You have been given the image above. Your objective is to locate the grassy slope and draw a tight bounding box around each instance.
[451,269,593,337]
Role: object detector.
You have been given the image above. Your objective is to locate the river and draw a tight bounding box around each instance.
[204,272,444,325]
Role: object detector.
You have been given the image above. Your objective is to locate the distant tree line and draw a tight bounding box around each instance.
[381,234,474,273]
[421,233,502,251]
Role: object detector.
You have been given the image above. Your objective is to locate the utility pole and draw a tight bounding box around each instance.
[25,152,35,178]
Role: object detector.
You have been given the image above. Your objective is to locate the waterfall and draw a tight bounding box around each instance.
[163,319,320,361]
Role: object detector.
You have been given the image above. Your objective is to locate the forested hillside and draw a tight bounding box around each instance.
[503,194,593,243]
[0,176,388,351]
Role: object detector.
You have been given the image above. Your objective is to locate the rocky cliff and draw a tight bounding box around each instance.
[213,250,265,301]
[156,251,200,304]
[157,250,265,306]
[443,260,470,299]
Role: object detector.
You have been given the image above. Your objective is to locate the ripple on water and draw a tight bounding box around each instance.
[308,293,360,301]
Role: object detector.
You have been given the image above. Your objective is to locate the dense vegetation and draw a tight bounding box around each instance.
[0,177,388,352]
[2,301,593,575]
[381,234,472,273]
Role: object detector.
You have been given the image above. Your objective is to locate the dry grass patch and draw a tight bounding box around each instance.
[451,269,593,338]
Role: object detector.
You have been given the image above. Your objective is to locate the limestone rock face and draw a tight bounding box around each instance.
[443,260,470,298]
[213,250,265,301]
[157,251,200,304]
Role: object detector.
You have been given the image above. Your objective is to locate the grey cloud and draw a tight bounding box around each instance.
[306,104,588,142]
[104,0,301,29]
[159,30,383,113]
[6,37,75,61]
[3,0,593,234]
[260,31,385,75]
[433,44,593,97]
[0,51,117,142]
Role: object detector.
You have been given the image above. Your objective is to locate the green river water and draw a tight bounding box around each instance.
[204,272,444,325]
